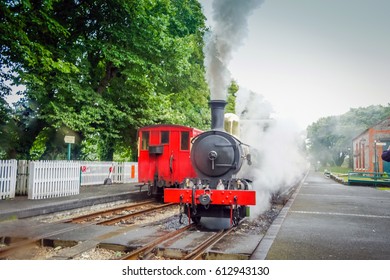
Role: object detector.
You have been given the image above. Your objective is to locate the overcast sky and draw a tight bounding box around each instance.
[200,0,390,129]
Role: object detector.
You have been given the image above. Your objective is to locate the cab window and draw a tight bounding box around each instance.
[161,131,169,144]
[181,131,190,150]
[141,131,149,150]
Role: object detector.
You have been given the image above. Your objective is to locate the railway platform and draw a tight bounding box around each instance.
[0,183,148,221]
[253,170,390,260]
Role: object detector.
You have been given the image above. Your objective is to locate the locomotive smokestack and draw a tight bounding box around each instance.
[209,100,227,131]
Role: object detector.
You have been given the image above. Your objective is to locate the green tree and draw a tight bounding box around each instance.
[307,104,390,167]
[1,0,209,160]
[0,97,12,158]
[226,80,239,114]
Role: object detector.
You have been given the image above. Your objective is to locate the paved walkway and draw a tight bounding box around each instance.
[254,171,390,259]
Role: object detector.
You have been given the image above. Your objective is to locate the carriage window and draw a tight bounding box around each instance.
[161,131,169,144]
[181,131,190,150]
[141,131,149,150]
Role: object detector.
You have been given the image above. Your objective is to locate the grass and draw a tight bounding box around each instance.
[319,166,390,188]
[0,215,18,222]
[319,166,351,174]
[377,187,390,191]
[320,166,351,183]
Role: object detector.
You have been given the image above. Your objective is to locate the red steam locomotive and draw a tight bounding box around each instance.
[137,100,256,227]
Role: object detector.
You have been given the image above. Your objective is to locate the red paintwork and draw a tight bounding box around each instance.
[137,124,203,186]
[164,188,256,206]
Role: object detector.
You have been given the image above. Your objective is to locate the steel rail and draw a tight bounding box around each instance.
[0,220,99,259]
[183,227,235,260]
[64,200,156,223]
[119,224,195,260]
[0,201,174,259]
[97,203,176,225]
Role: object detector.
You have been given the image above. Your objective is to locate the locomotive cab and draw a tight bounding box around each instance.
[137,125,202,198]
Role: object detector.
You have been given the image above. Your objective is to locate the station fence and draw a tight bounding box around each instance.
[347,171,390,186]
[0,160,138,200]
[79,161,138,186]
[16,160,29,196]
[0,160,17,200]
[28,161,80,199]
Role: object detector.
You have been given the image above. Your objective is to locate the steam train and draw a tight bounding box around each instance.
[137,100,256,226]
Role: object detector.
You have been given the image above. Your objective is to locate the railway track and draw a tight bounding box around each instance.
[118,224,236,260]
[0,182,299,260]
[119,224,195,260]
[182,227,235,260]
[61,200,156,223]
[62,200,176,225]
[0,200,176,259]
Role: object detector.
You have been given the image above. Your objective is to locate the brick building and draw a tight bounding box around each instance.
[352,117,390,173]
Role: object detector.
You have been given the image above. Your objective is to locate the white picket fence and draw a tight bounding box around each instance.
[122,162,139,183]
[16,160,29,196]
[0,160,138,200]
[79,161,138,186]
[0,160,17,199]
[28,161,80,199]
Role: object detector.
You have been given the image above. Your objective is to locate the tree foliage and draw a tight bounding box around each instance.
[225,80,239,114]
[307,104,390,167]
[0,0,209,160]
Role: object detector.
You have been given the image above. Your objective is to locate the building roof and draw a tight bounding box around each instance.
[352,117,390,141]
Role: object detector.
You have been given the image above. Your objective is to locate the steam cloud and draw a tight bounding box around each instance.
[236,88,309,216]
[203,1,309,219]
[204,0,264,100]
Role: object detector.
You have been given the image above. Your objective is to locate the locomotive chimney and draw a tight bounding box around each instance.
[209,100,227,131]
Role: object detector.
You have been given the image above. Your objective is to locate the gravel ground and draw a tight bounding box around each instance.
[31,199,144,223]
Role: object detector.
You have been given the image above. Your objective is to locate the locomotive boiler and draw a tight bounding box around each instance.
[164,100,256,226]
